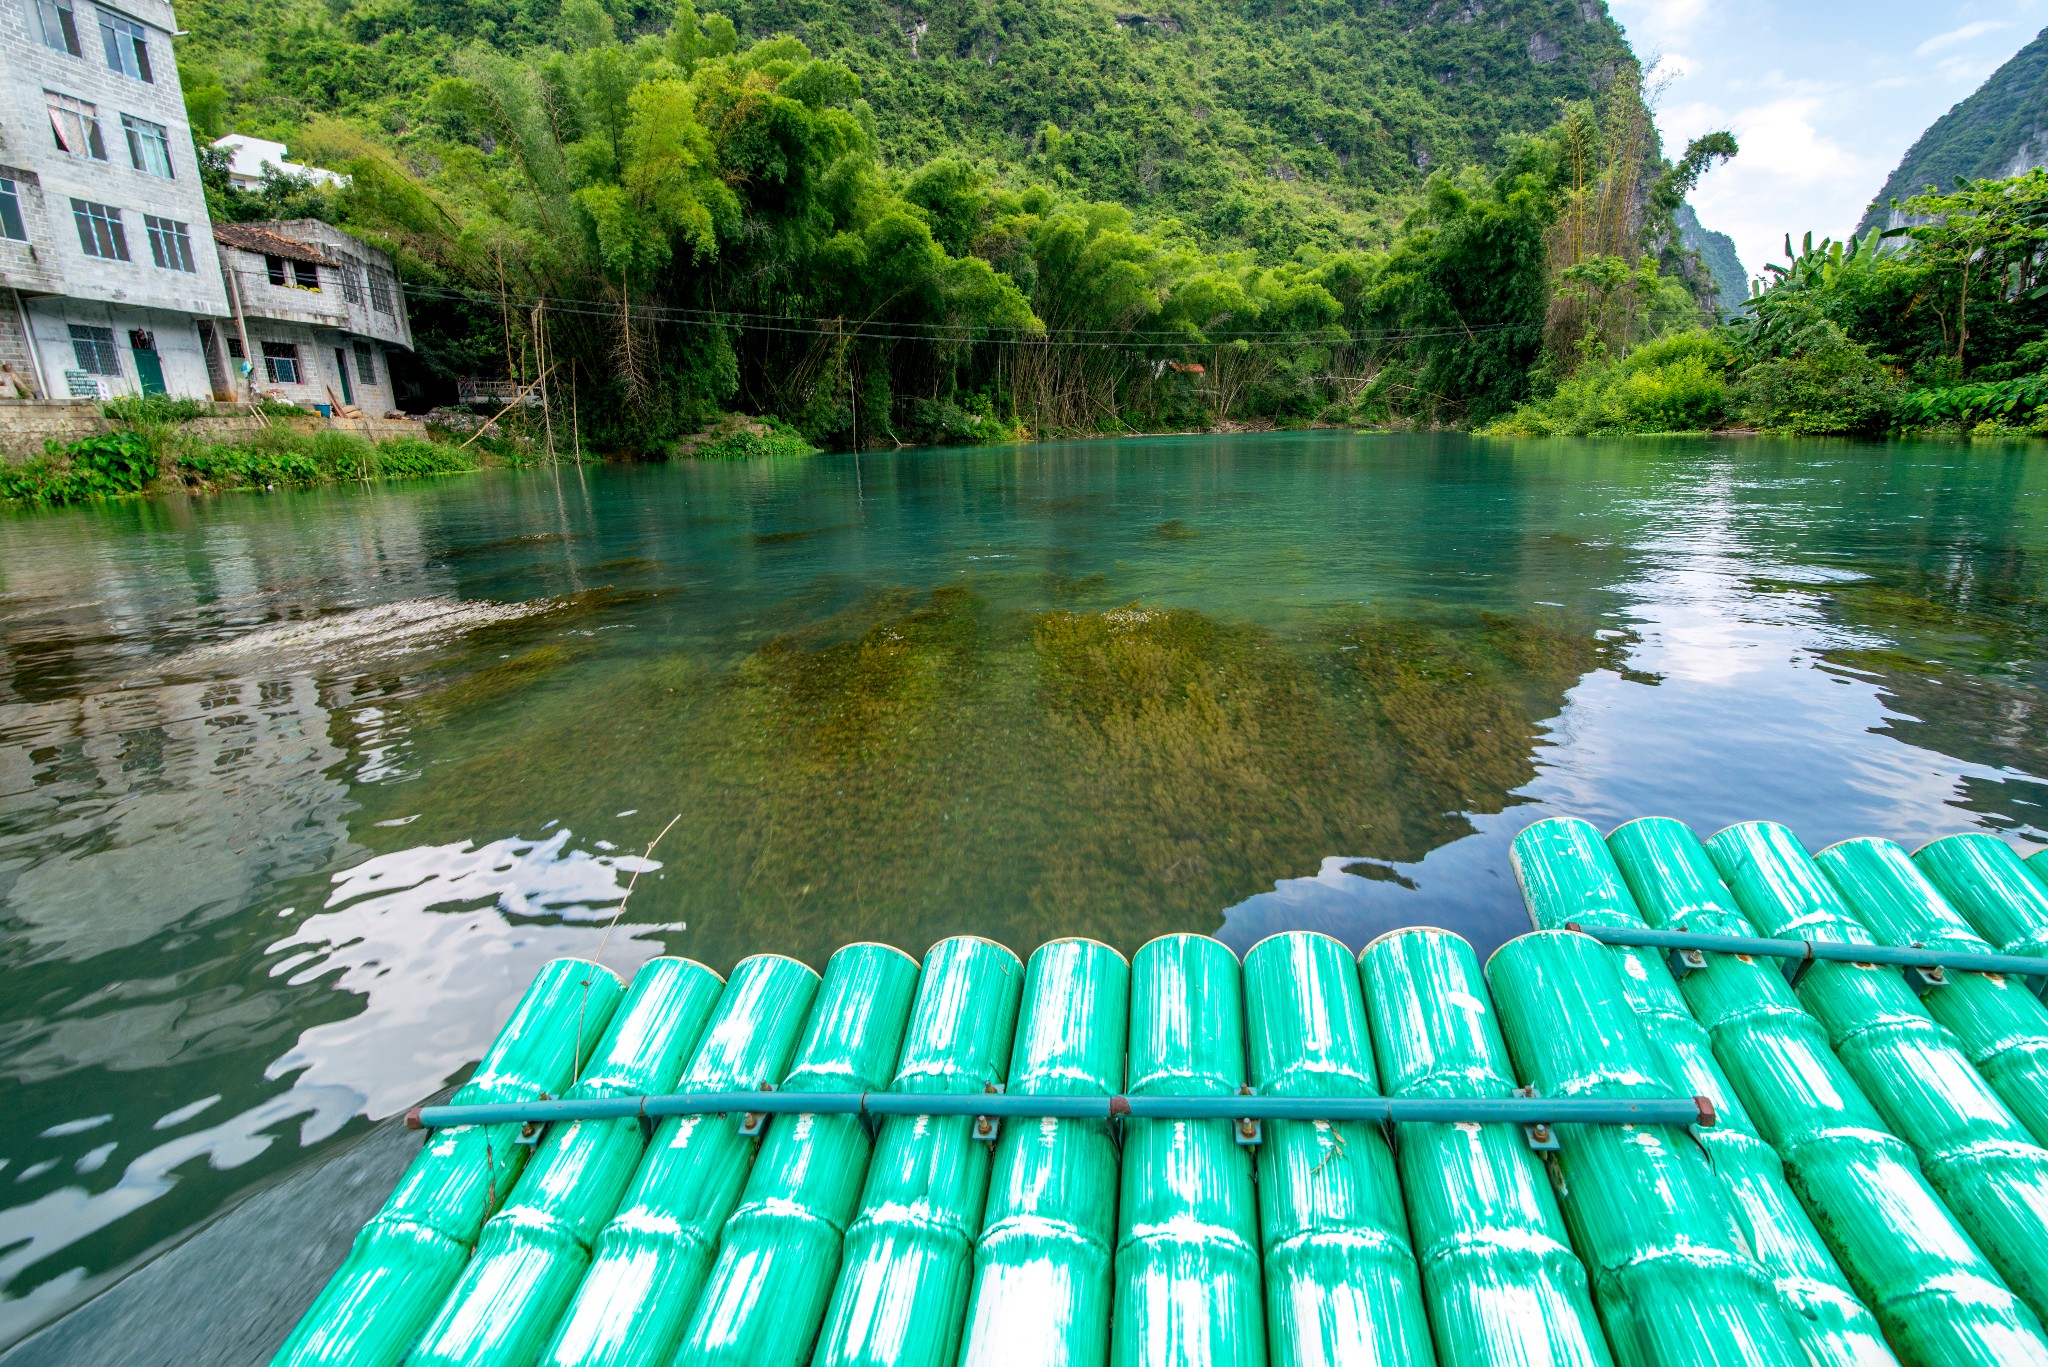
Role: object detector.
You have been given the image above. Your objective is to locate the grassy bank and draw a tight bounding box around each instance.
[0,399,525,509]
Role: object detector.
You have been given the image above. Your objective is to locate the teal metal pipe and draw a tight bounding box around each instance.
[403,957,727,1366]
[1517,817,1886,1367]
[1544,922,2048,983]
[1361,927,1612,1367]
[539,954,821,1367]
[1708,822,2048,1327]
[1486,928,1803,1367]
[676,942,922,1367]
[1816,837,2048,1147]
[1245,931,1430,1367]
[1915,832,2048,958]
[269,957,626,1367]
[959,938,1129,1367]
[415,1092,1706,1127]
[1111,933,1265,1367]
[812,936,1025,1367]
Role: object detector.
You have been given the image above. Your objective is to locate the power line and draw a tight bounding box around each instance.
[401,281,1541,350]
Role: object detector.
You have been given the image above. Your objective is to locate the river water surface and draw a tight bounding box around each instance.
[3,430,2047,1344]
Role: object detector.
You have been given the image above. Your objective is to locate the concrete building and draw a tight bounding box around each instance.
[212,135,346,194]
[0,0,229,400]
[213,220,412,415]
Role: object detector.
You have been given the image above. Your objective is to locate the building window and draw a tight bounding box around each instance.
[143,214,193,272]
[293,260,318,289]
[352,340,376,384]
[224,335,244,359]
[0,178,25,242]
[96,9,151,81]
[368,266,394,315]
[34,0,82,54]
[262,341,300,384]
[46,93,107,161]
[121,115,172,178]
[337,256,364,304]
[71,198,129,260]
[264,254,286,286]
[69,324,119,375]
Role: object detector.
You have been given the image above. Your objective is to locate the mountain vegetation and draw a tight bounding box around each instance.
[1861,26,2048,235]
[172,0,1754,450]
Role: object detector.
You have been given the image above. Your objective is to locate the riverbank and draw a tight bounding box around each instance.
[0,399,541,509]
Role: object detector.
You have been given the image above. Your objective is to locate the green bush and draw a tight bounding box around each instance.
[0,431,157,508]
[104,394,209,424]
[1736,331,1901,436]
[1484,330,1737,436]
[176,443,322,488]
[370,437,477,476]
[691,425,820,460]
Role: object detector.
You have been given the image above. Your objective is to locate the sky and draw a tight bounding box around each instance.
[1607,0,2046,285]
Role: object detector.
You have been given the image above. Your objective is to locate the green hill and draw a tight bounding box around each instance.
[1860,27,2048,233]
[188,0,1640,252]
[1674,202,1745,315]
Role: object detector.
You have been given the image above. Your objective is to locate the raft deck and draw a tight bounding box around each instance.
[273,820,2048,1367]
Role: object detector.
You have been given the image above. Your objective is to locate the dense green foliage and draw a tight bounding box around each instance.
[184,0,1636,256]
[1494,167,2048,438]
[168,0,1752,447]
[1860,26,2048,236]
[0,421,482,509]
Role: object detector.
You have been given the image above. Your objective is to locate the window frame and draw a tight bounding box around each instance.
[261,341,301,385]
[0,177,26,242]
[33,0,81,55]
[68,324,120,376]
[351,340,377,384]
[143,214,193,272]
[95,8,152,82]
[120,114,173,178]
[367,266,394,315]
[291,259,319,290]
[46,92,107,162]
[70,197,129,261]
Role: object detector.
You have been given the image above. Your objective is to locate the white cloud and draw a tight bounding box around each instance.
[1609,0,1716,43]
[1916,19,2008,56]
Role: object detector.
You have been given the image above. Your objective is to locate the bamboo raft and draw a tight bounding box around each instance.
[271,821,2048,1367]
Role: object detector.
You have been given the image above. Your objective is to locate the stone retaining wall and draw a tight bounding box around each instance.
[0,401,428,460]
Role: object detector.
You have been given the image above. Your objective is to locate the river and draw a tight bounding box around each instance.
[1,429,2045,1347]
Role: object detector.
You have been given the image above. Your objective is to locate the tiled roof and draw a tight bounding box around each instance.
[211,223,338,266]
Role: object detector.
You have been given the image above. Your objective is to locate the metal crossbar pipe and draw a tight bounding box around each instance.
[407,1090,1714,1130]
[1565,921,2048,983]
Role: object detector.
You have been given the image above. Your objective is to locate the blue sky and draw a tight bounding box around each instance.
[1608,0,2045,284]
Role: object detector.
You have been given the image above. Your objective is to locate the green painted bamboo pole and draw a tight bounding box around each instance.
[269,957,626,1367]
[1111,933,1265,1367]
[539,953,821,1367]
[1707,822,2048,1327]
[1360,927,1612,1367]
[958,938,1129,1367]
[1915,833,2048,959]
[1517,817,1890,1367]
[812,936,1025,1367]
[1486,928,1802,1367]
[673,943,921,1367]
[1244,931,1430,1367]
[1816,837,2048,1147]
[403,957,727,1366]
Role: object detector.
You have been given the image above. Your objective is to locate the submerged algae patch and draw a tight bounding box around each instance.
[357,590,1630,966]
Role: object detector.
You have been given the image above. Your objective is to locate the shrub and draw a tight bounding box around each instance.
[1736,331,1900,436]
[692,422,819,459]
[1483,330,1737,435]
[104,394,209,424]
[0,430,156,507]
[371,436,477,476]
[176,443,322,488]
